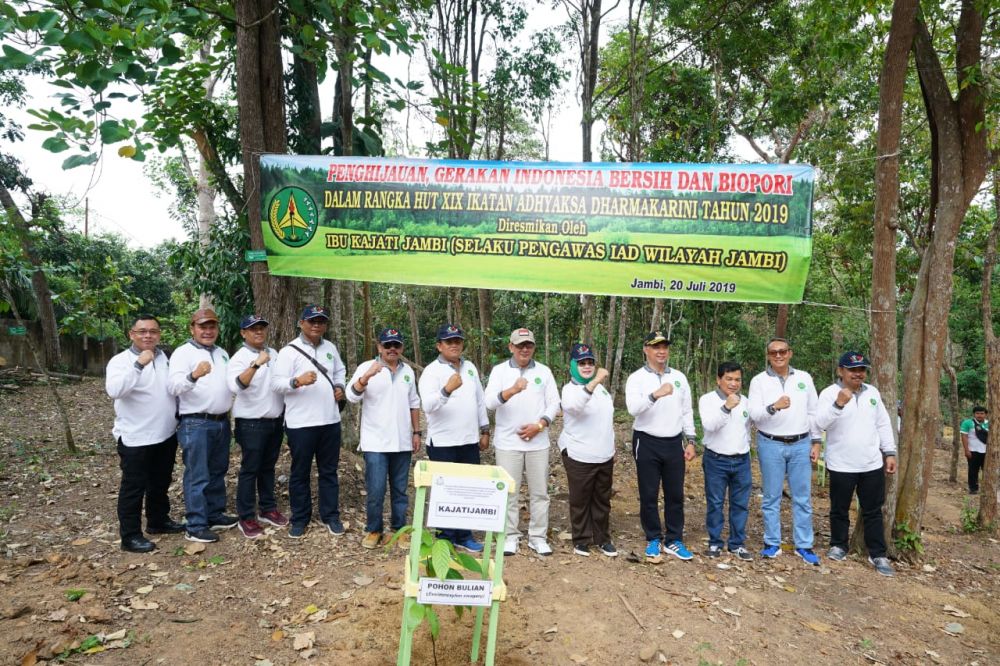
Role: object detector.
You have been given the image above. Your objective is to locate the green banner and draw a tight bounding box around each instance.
[259,157,814,303]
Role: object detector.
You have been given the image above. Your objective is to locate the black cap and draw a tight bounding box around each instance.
[379,327,404,344]
[643,330,670,346]
[436,324,465,341]
[570,343,596,362]
[300,305,330,321]
[240,314,269,329]
[838,351,870,368]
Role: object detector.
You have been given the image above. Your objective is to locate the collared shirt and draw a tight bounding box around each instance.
[227,344,284,419]
[624,365,695,439]
[167,339,234,415]
[959,417,989,454]
[698,389,751,456]
[347,358,420,452]
[484,358,560,452]
[270,334,346,429]
[747,366,821,441]
[106,346,177,446]
[815,381,896,473]
[559,380,615,463]
[418,355,489,448]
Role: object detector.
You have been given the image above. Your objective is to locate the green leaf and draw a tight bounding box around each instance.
[430,539,454,580]
[1,44,35,69]
[64,588,87,601]
[405,601,425,629]
[426,607,440,639]
[99,120,131,144]
[41,137,70,153]
[454,553,481,574]
[62,153,99,169]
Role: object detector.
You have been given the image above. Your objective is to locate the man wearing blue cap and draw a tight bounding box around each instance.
[347,327,421,550]
[417,323,490,553]
[226,315,288,539]
[270,305,347,539]
[815,351,897,576]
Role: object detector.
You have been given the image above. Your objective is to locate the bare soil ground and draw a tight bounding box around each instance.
[1,378,998,665]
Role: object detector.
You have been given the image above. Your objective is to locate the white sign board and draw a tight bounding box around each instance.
[427,474,508,533]
[418,578,493,607]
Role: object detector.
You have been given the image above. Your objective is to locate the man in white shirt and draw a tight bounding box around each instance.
[960,406,989,494]
[747,337,822,565]
[226,314,289,540]
[168,308,236,544]
[418,324,489,553]
[106,315,182,553]
[485,328,560,556]
[698,361,753,561]
[270,305,347,539]
[815,351,897,576]
[625,331,697,564]
[347,327,420,550]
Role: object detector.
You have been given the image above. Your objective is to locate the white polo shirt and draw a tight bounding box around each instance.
[484,359,560,452]
[167,340,234,415]
[418,356,489,448]
[698,389,751,456]
[270,334,346,429]
[624,365,696,439]
[559,381,615,463]
[106,346,177,447]
[347,358,420,452]
[227,344,284,419]
[815,381,896,473]
[747,366,821,441]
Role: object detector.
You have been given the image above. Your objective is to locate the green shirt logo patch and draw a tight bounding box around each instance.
[797,382,806,390]
[468,369,474,377]
[534,377,542,385]
[404,375,411,383]
[326,352,333,360]
[674,380,681,387]
[870,398,877,406]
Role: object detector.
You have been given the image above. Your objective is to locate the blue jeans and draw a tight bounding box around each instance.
[234,418,284,520]
[757,433,814,548]
[363,451,412,533]
[426,441,480,543]
[178,417,232,531]
[702,450,751,550]
[286,423,341,527]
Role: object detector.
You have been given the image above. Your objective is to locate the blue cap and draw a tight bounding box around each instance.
[571,343,596,362]
[436,323,465,341]
[240,314,269,329]
[379,327,404,344]
[838,351,870,368]
[300,305,330,321]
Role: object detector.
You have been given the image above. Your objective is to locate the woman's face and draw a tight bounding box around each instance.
[577,358,596,379]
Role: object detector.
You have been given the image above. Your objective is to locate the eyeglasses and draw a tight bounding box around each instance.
[514,342,536,349]
[131,329,161,336]
[382,342,402,349]
[767,348,790,357]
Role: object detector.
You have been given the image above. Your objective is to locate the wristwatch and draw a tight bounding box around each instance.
[414,430,424,437]
[250,362,260,369]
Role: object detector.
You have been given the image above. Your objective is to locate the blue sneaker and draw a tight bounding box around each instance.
[326,519,345,535]
[795,547,820,566]
[288,524,306,539]
[455,537,484,553]
[761,544,781,558]
[662,540,693,561]
[645,539,663,564]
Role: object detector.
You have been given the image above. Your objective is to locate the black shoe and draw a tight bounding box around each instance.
[209,514,239,531]
[121,536,156,553]
[146,519,185,535]
[185,529,219,543]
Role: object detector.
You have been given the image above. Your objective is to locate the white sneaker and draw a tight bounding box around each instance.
[503,536,519,556]
[528,538,553,556]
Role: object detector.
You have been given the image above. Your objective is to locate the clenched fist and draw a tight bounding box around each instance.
[297,370,318,387]
[772,395,791,411]
[255,350,270,366]
[192,360,212,379]
[137,350,155,366]
[653,382,674,399]
[724,393,740,410]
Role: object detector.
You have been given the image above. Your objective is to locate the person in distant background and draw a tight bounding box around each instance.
[960,406,989,495]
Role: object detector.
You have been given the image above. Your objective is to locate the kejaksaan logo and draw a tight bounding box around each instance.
[269,187,318,247]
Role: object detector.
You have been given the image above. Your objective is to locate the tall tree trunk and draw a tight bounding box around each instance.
[943,336,962,483]
[650,299,663,330]
[604,295,617,368]
[612,297,629,404]
[580,295,595,343]
[405,287,422,368]
[544,293,551,366]
[978,170,1000,530]
[774,304,788,339]
[341,281,358,368]
[478,289,492,370]
[196,44,219,309]
[235,0,298,344]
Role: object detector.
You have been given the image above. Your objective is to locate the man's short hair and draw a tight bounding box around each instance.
[131,314,160,328]
[973,405,987,414]
[717,361,742,378]
[766,336,790,349]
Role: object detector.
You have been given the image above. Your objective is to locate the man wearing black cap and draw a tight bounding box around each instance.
[270,305,347,539]
[226,314,288,539]
[625,331,697,564]
[815,351,897,576]
[168,308,237,544]
[417,324,490,553]
[347,327,421,550]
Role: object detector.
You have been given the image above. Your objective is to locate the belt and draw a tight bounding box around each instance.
[706,449,748,458]
[181,412,229,422]
[759,431,809,444]
[235,416,283,424]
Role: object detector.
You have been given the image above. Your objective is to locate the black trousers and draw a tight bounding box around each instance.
[117,435,178,539]
[632,431,685,542]
[828,467,887,558]
[562,451,614,548]
[968,451,986,492]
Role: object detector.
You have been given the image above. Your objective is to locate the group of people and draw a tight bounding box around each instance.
[106,308,900,577]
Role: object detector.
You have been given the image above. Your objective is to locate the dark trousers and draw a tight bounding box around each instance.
[426,440,481,542]
[968,451,986,492]
[632,430,686,542]
[234,418,284,520]
[561,451,614,548]
[117,435,178,539]
[829,467,887,558]
[286,423,341,527]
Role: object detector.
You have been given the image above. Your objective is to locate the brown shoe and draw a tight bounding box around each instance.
[361,531,382,549]
[396,531,411,550]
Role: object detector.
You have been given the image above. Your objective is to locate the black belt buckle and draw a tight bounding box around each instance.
[182,412,229,422]
[761,431,808,444]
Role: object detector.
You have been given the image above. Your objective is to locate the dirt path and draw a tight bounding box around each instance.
[1,379,997,665]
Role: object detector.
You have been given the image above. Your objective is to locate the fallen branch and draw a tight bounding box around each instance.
[617,592,645,631]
